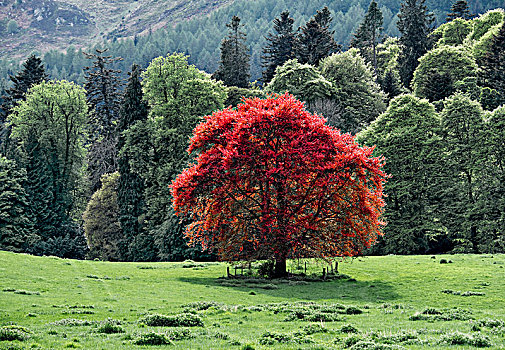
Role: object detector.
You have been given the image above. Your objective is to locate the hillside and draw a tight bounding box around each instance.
[0,251,504,348]
[0,0,231,59]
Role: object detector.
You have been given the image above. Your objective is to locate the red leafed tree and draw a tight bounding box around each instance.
[171,93,387,277]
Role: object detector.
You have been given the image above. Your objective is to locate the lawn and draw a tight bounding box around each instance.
[0,251,504,349]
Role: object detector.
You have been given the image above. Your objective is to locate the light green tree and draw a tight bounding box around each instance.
[122,53,226,261]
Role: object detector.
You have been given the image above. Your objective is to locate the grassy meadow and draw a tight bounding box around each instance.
[0,251,504,349]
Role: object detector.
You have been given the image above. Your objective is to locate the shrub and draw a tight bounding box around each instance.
[439,331,492,347]
[479,318,504,328]
[0,326,30,341]
[133,332,172,345]
[302,323,329,335]
[182,301,223,311]
[257,261,275,279]
[49,318,94,326]
[97,323,124,334]
[259,331,292,345]
[139,313,204,327]
[350,341,406,350]
[167,328,193,341]
[340,324,360,333]
[346,306,363,315]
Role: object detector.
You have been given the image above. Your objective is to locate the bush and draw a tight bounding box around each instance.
[257,260,275,279]
[350,341,406,350]
[97,323,124,334]
[133,332,172,345]
[167,328,193,341]
[302,323,329,335]
[439,331,492,347]
[479,318,504,328]
[0,326,30,341]
[259,331,292,345]
[49,318,94,326]
[346,306,363,315]
[139,313,204,327]
[340,324,360,333]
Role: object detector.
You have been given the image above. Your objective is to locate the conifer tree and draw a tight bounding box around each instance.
[0,156,36,253]
[213,16,250,88]
[261,11,295,85]
[0,55,47,157]
[397,0,435,87]
[480,22,505,104]
[447,0,473,22]
[294,7,340,66]
[84,49,123,193]
[117,64,148,261]
[350,0,384,76]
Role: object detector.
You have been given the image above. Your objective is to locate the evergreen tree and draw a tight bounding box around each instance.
[447,0,473,22]
[0,156,36,253]
[480,22,505,104]
[294,7,340,66]
[381,70,403,99]
[0,55,47,157]
[350,0,384,76]
[84,49,123,193]
[261,11,295,85]
[9,80,89,258]
[397,0,435,88]
[213,16,250,88]
[117,64,148,261]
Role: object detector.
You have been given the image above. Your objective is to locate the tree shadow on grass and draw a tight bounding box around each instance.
[177,276,399,303]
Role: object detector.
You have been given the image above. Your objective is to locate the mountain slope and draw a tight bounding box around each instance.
[0,0,231,59]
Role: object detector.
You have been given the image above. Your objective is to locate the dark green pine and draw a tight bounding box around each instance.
[261,11,295,85]
[397,0,435,88]
[84,48,123,193]
[350,0,384,76]
[117,64,148,261]
[0,156,36,253]
[446,0,473,21]
[0,55,47,157]
[294,7,341,66]
[212,16,251,88]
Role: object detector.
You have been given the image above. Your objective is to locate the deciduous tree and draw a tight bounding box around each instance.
[172,94,387,277]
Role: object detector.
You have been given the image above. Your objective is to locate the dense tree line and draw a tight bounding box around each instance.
[0,1,504,260]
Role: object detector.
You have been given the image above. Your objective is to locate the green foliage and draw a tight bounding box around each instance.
[446,0,472,21]
[261,11,295,84]
[265,59,333,105]
[83,172,121,261]
[117,64,148,261]
[133,332,172,345]
[397,0,435,87]
[412,45,477,101]
[480,22,505,102]
[224,86,265,107]
[0,156,36,253]
[294,7,341,66]
[468,8,504,41]
[0,325,29,341]
[122,53,225,261]
[84,49,123,193]
[358,94,443,254]
[139,313,204,327]
[432,18,472,47]
[350,0,384,75]
[319,48,386,133]
[439,331,492,347]
[213,16,250,88]
[9,80,88,258]
[439,94,486,253]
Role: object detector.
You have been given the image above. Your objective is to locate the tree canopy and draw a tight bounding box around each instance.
[171,94,387,277]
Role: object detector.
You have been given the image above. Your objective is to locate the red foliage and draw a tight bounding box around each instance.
[171,93,387,269]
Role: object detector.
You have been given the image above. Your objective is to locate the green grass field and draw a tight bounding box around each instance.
[0,251,504,349]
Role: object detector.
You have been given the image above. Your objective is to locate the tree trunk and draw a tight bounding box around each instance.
[274,256,287,278]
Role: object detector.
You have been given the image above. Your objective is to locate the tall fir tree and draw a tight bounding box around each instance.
[212,16,250,88]
[84,49,123,193]
[294,7,340,66]
[0,55,47,157]
[261,11,295,85]
[447,0,473,22]
[480,22,505,104]
[397,0,435,87]
[0,156,36,253]
[117,64,148,261]
[350,0,384,76]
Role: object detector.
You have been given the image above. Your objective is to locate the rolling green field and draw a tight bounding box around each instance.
[0,251,504,349]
